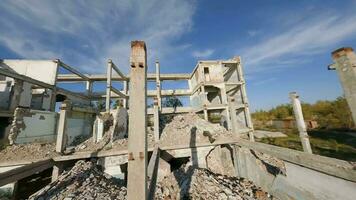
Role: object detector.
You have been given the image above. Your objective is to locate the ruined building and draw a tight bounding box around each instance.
[0,42,355,200]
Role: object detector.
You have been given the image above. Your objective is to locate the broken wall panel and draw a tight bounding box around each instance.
[65,111,95,146]
[11,109,58,144]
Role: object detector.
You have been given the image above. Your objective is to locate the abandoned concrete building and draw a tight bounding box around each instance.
[0,41,355,200]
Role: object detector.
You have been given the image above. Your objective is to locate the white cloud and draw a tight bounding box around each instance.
[0,0,196,73]
[247,30,258,37]
[241,13,356,73]
[192,49,214,58]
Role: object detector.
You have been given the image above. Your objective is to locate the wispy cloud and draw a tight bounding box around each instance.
[192,49,214,58]
[247,30,259,37]
[0,0,196,73]
[241,12,356,73]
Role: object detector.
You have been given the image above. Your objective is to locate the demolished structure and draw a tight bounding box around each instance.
[0,42,355,200]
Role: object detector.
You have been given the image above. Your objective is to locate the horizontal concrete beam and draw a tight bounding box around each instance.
[147,107,192,115]
[57,73,191,82]
[0,159,54,187]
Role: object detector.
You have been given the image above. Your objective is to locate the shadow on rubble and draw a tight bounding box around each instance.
[172,126,198,199]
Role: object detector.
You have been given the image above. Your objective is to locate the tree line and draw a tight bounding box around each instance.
[252,96,354,129]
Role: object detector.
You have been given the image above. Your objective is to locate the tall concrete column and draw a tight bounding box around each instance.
[106,60,112,112]
[330,47,356,124]
[289,92,313,154]
[127,41,148,200]
[155,60,162,110]
[123,80,128,108]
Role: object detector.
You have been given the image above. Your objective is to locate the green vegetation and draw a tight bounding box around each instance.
[253,96,356,161]
[259,129,356,161]
[252,96,354,129]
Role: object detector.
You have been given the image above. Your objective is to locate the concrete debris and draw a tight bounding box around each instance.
[206,145,236,176]
[29,160,127,200]
[252,150,286,175]
[0,143,57,163]
[156,165,276,200]
[160,113,237,147]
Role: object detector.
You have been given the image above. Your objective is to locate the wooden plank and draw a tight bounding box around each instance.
[0,159,54,187]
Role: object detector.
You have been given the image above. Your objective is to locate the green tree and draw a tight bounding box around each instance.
[163,96,183,108]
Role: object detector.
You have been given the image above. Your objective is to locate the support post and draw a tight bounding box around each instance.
[289,92,313,154]
[86,81,93,96]
[106,60,112,112]
[153,97,160,142]
[55,100,71,153]
[228,97,238,134]
[127,41,148,200]
[330,47,356,124]
[155,60,162,110]
[123,80,128,108]
[200,85,208,120]
[236,58,254,141]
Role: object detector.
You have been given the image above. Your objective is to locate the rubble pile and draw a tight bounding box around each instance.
[0,143,57,163]
[156,165,275,200]
[159,113,237,146]
[29,160,127,200]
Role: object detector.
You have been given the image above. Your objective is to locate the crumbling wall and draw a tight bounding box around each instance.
[8,108,58,144]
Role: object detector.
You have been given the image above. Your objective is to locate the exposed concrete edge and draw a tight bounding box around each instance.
[0,159,54,187]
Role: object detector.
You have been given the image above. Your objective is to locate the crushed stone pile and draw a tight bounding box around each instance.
[159,113,238,146]
[29,160,127,200]
[156,165,275,200]
[0,143,57,163]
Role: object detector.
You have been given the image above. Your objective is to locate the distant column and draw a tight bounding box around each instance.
[155,60,162,110]
[330,47,356,124]
[153,97,160,142]
[123,80,128,108]
[127,41,148,200]
[106,60,112,112]
[289,92,313,154]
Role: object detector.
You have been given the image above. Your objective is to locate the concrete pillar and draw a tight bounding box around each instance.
[123,80,128,108]
[330,47,356,124]
[127,41,148,200]
[289,92,313,154]
[236,59,254,141]
[228,97,238,134]
[153,98,160,142]
[51,162,64,182]
[55,100,71,153]
[155,60,162,110]
[106,60,113,112]
[93,116,104,142]
[86,81,93,96]
[201,85,208,120]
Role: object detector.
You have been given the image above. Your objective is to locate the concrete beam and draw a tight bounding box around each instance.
[127,41,148,200]
[108,59,128,80]
[0,159,54,187]
[57,73,191,82]
[55,60,89,81]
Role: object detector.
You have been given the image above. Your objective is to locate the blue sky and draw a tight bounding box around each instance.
[1,0,356,111]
